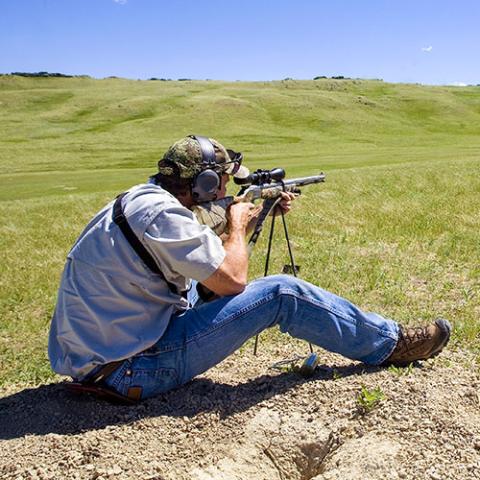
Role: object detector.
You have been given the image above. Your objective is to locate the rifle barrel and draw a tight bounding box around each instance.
[279,173,326,187]
[242,173,326,202]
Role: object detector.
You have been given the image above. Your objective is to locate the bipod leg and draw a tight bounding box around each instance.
[253,210,277,356]
[264,210,276,277]
[280,210,297,276]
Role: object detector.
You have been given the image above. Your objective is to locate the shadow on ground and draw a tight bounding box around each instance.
[0,362,381,440]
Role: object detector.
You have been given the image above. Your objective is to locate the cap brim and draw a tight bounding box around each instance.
[232,165,250,180]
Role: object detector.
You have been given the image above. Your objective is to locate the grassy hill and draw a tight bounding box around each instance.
[0,76,479,385]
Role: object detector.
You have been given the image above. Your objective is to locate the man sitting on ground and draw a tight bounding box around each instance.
[48,135,451,402]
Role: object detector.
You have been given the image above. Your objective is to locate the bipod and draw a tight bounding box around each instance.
[252,203,318,377]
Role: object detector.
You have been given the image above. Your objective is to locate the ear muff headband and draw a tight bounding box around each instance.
[189,135,221,203]
[189,134,217,168]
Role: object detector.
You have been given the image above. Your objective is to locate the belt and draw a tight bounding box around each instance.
[68,360,142,404]
[87,360,125,384]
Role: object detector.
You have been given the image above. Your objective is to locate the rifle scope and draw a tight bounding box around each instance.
[234,168,285,186]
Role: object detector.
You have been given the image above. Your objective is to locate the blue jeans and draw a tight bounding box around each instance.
[104,275,399,400]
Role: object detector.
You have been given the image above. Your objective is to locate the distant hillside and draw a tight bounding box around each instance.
[1,76,479,174]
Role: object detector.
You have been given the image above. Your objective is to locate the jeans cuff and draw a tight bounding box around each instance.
[373,324,400,365]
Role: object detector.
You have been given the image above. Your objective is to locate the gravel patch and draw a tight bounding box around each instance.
[1,343,479,480]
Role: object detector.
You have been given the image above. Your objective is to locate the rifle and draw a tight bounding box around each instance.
[192,169,326,244]
[237,170,326,253]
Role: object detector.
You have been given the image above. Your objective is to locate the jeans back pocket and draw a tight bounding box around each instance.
[118,363,179,399]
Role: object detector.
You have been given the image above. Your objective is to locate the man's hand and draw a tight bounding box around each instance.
[243,192,296,235]
[273,191,297,216]
[227,201,257,231]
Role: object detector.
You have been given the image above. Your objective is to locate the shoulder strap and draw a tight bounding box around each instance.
[113,192,181,296]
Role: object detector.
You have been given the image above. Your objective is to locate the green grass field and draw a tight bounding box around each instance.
[1,75,479,386]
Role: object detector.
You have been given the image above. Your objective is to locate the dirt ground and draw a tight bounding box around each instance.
[1,341,479,480]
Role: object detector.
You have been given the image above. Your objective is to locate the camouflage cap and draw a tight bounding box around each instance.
[158,136,229,179]
[158,136,249,180]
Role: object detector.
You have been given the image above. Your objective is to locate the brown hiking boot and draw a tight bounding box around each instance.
[383,319,451,367]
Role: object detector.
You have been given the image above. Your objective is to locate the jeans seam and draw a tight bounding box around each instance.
[278,287,398,341]
[129,366,179,385]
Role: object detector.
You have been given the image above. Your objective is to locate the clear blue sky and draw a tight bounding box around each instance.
[1,0,479,85]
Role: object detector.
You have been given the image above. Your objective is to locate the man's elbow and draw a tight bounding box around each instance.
[202,271,247,297]
[212,276,246,296]
[225,278,247,295]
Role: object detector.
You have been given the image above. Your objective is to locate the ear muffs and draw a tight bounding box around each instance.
[191,169,221,202]
[189,135,222,202]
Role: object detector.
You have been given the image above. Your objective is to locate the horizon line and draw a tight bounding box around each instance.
[1,72,478,88]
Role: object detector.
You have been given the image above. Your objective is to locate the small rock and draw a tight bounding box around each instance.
[94,467,106,477]
[107,466,122,475]
[355,427,365,438]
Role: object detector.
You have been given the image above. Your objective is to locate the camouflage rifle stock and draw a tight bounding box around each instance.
[241,173,326,252]
[241,173,326,202]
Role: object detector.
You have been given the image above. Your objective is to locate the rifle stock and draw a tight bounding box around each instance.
[192,172,326,238]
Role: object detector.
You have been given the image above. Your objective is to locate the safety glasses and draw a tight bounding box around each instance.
[223,149,243,175]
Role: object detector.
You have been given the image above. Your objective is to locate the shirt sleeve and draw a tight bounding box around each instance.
[143,204,226,282]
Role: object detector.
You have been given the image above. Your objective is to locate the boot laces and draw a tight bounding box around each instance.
[399,326,431,348]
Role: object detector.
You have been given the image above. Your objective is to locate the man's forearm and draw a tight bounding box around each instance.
[201,202,253,296]
[222,223,249,285]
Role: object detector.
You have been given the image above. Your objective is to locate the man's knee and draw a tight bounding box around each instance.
[249,274,307,297]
